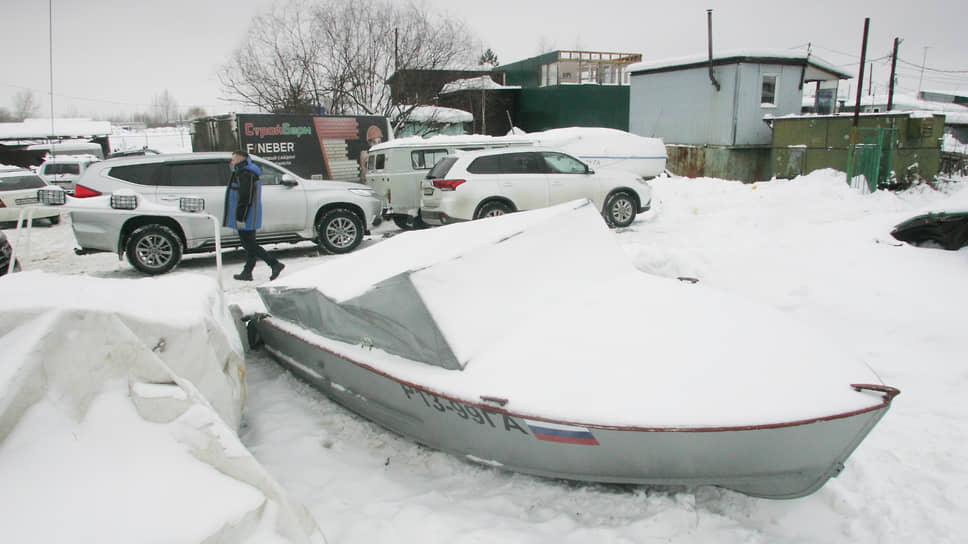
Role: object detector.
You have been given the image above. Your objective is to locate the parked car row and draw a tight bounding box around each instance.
[366,140,653,231]
[364,130,660,231]
[6,138,653,277]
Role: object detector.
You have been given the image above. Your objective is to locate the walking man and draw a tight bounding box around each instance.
[225,150,285,281]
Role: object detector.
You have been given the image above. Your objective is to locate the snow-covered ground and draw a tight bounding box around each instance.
[2,169,967,543]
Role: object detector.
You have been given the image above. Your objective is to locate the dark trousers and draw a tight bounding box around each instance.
[238,229,279,272]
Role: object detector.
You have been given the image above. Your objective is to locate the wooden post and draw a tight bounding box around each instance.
[853,18,870,127]
[887,38,900,111]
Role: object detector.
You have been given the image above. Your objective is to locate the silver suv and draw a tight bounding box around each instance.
[69,152,382,274]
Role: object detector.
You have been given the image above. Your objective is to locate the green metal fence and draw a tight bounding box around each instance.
[846,128,896,192]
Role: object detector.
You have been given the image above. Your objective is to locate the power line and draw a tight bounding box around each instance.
[898,58,968,74]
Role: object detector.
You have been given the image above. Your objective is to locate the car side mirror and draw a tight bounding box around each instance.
[280,174,298,187]
[586,166,595,175]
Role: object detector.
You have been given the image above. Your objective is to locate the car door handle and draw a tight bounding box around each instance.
[159,196,181,201]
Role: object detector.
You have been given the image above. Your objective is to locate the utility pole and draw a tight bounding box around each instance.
[888,37,901,111]
[853,18,870,127]
[918,46,931,94]
[868,62,873,96]
[48,0,55,155]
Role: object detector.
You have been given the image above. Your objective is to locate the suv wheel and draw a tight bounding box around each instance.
[126,224,182,274]
[603,191,637,228]
[317,208,363,254]
[475,201,513,220]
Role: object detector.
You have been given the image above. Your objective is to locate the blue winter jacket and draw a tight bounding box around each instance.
[224,157,263,231]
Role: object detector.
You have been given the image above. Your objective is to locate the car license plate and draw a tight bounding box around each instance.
[423,188,434,196]
[15,197,39,205]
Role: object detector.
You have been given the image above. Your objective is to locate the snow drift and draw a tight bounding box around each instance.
[0,272,325,543]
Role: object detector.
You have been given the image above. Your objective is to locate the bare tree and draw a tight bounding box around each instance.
[0,107,13,122]
[219,0,476,117]
[218,0,326,114]
[152,90,179,125]
[12,90,39,121]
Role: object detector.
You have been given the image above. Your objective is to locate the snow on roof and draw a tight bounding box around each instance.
[398,105,474,124]
[628,49,850,79]
[440,76,521,94]
[801,91,968,124]
[0,118,112,140]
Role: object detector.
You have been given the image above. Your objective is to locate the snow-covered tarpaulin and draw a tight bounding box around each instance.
[525,127,667,176]
[259,200,884,427]
[0,272,325,543]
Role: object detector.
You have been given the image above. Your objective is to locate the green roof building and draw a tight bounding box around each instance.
[498,51,642,132]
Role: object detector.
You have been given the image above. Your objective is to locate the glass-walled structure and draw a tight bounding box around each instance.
[536,51,642,87]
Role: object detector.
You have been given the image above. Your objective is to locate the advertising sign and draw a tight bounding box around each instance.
[236,114,390,182]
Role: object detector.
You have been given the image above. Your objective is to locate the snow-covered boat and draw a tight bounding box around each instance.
[251,200,898,499]
[522,127,668,178]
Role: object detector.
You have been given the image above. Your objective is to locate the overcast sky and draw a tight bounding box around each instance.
[1,0,964,119]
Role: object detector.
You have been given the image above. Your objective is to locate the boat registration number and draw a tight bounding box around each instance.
[399,384,528,435]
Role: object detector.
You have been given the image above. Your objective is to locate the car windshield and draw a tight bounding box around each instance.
[0,175,46,191]
[426,156,457,179]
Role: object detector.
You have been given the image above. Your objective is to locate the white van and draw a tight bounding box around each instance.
[365,135,532,229]
[37,154,101,194]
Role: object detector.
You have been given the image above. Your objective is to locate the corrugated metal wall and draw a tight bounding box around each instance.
[771,114,944,182]
[513,86,630,132]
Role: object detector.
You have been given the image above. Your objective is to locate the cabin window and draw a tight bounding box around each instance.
[411,149,448,170]
[761,74,778,107]
[539,62,559,87]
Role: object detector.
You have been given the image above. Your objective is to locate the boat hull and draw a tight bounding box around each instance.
[576,155,667,179]
[255,317,895,500]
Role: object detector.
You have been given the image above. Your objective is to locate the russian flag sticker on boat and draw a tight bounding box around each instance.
[524,419,599,445]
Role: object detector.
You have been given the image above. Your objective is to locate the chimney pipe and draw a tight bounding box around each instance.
[707,9,721,91]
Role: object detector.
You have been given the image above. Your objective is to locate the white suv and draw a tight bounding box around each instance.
[67,153,382,274]
[420,148,652,228]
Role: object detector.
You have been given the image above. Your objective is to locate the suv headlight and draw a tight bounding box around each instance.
[348,188,377,197]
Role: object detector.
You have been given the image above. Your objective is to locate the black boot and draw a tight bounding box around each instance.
[270,262,285,280]
[233,270,253,281]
